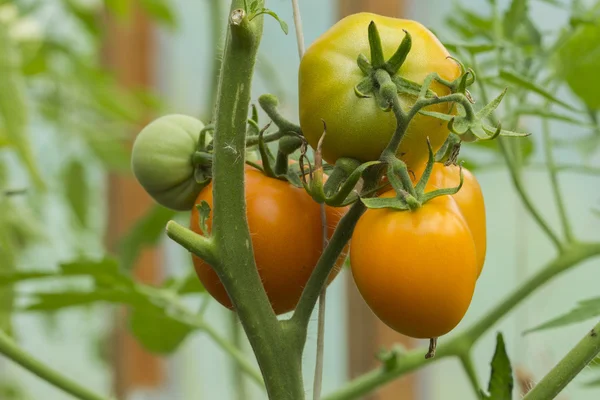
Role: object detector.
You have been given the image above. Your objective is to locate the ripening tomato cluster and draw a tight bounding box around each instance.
[131,12,487,341]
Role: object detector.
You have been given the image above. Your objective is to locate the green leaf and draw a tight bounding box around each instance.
[104,0,132,19]
[129,309,192,354]
[443,42,499,54]
[139,0,177,28]
[119,205,177,272]
[195,201,211,235]
[498,69,578,112]
[525,297,600,333]
[258,9,288,35]
[585,376,600,387]
[360,197,409,210]
[503,0,528,40]
[62,0,101,37]
[536,0,566,8]
[173,273,205,295]
[64,161,88,227]
[20,290,148,312]
[481,333,513,400]
[555,17,600,109]
[0,21,44,188]
[516,106,591,126]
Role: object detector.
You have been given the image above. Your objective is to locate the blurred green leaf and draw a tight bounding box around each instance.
[61,0,100,37]
[498,69,578,111]
[0,382,29,400]
[64,161,88,227]
[525,297,600,333]
[139,0,177,28]
[446,6,493,40]
[0,20,44,188]
[481,333,513,400]
[85,131,131,172]
[585,376,600,387]
[556,16,600,109]
[20,290,148,311]
[174,272,205,295]
[119,205,177,272]
[516,106,591,125]
[503,0,528,40]
[129,309,192,354]
[104,0,132,19]
[443,42,499,54]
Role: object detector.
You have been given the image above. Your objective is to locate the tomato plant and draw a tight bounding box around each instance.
[350,190,477,338]
[299,12,461,170]
[131,114,209,211]
[190,165,348,315]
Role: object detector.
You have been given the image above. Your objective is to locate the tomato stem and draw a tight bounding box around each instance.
[0,329,111,400]
[523,320,600,400]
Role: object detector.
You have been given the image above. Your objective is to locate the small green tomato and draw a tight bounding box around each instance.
[131,114,208,211]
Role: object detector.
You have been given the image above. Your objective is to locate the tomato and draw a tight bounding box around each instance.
[190,166,348,315]
[350,191,476,338]
[299,13,461,169]
[416,163,486,277]
[131,114,207,211]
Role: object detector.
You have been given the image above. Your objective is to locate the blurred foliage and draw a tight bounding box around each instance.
[445,0,600,171]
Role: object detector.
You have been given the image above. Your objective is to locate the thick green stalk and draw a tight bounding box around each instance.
[207,3,303,398]
[523,320,600,400]
[0,330,111,400]
[324,242,600,400]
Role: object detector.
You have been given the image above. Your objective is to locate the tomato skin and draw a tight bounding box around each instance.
[190,167,348,315]
[350,191,477,338]
[299,13,461,169]
[132,114,206,211]
[416,163,487,277]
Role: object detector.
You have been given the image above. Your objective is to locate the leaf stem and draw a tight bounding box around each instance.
[523,320,600,400]
[0,329,112,400]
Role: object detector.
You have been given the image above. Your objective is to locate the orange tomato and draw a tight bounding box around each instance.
[416,163,486,277]
[190,166,348,315]
[350,190,477,338]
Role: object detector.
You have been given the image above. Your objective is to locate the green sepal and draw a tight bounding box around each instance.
[355,77,375,98]
[385,29,412,75]
[414,138,435,197]
[257,123,277,179]
[368,21,385,69]
[324,161,381,206]
[357,53,372,75]
[361,196,409,210]
[421,165,464,203]
[393,75,437,99]
[195,201,211,235]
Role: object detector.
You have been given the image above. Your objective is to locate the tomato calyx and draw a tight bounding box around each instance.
[361,138,464,212]
[354,22,440,109]
[299,126,381,207]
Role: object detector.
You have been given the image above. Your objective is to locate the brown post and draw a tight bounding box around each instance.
[339,1,418,399]
[102,2,164,398]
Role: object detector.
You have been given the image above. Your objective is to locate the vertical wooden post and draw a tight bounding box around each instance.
[102,3,164,398]
[339,1,418,399]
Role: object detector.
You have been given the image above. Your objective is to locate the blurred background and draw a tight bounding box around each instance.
[1,0,599,399]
